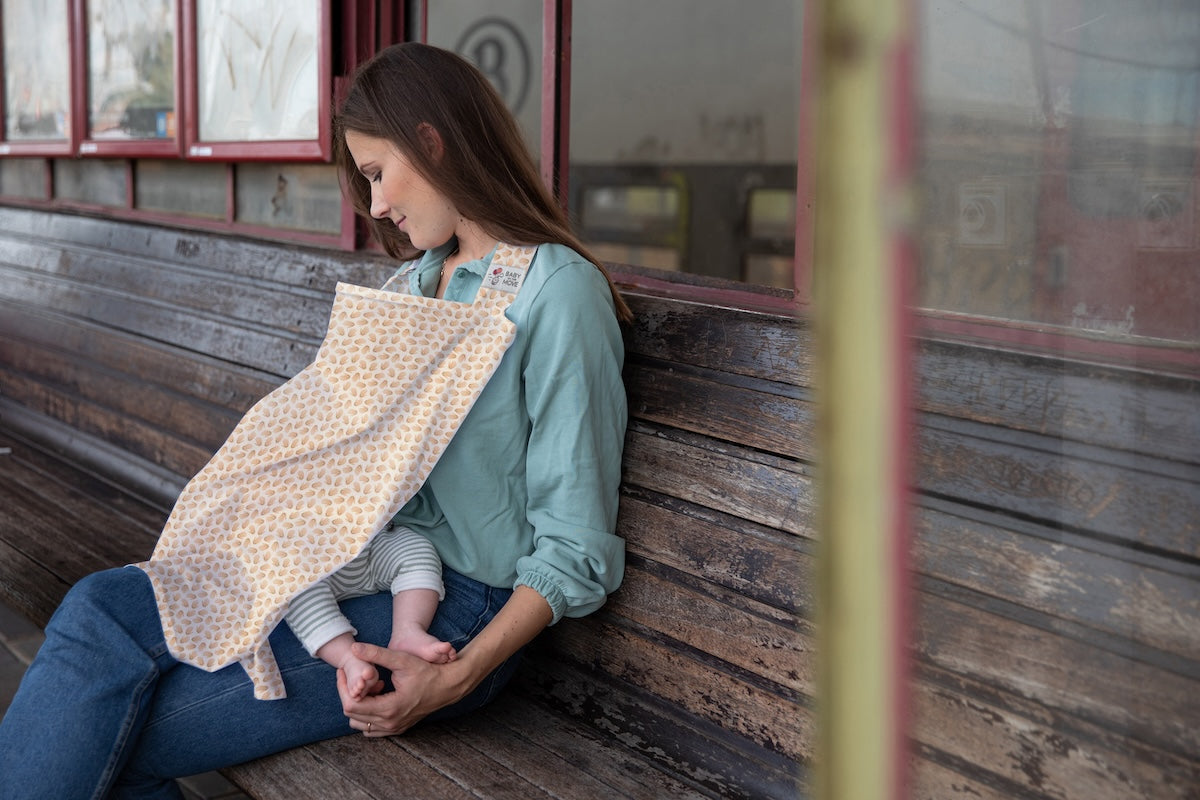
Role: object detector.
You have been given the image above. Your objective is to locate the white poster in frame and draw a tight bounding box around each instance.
[195,0,319,142]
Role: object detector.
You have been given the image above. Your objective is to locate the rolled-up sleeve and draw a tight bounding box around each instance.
[513,263,627,623]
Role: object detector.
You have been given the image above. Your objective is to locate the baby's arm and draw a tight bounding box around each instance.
[317,633,382,700]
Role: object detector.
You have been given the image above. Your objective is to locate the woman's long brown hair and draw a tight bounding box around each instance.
[334,43,632,323]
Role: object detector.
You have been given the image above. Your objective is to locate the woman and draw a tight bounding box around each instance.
[0,42,629,799]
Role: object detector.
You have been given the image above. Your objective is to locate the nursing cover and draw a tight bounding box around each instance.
[137,244,536,699]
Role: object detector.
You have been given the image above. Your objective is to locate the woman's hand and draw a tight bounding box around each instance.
[337,643,468,736]
[339,585,555,737]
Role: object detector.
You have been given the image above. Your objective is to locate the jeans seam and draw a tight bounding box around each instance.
[91,665,158,800]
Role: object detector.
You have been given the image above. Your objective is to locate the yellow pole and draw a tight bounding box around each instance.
[812,0,910,798]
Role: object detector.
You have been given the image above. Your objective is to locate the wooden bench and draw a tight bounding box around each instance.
[3,204,1198,799]
[0,207,805,798]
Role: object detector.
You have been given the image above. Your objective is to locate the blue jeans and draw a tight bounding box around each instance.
[0,565,519,799]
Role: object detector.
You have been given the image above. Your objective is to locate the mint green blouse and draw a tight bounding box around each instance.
[387,241,627,623]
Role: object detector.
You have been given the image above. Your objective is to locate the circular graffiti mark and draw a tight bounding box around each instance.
[455,18,531,114]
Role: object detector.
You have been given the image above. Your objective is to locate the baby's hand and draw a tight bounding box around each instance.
[341,655,381,700]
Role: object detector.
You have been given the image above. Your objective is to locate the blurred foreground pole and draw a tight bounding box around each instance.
[811,0,915,798]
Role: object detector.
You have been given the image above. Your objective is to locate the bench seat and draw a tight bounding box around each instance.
[0,426,733,799]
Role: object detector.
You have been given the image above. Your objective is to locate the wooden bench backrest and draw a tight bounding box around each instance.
[0,208,807,795]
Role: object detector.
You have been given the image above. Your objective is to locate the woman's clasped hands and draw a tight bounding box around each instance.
[337,641,472,737]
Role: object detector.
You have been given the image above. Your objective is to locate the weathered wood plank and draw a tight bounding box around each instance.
[618,488,811,614]
[0,441,163,547]
[0,454,157,577]
[917,417,1200,558]
[624,294,808,387]
[224,736,468,800]
[0,430,171,529]
[0,338,241,455]
[0,264,319,378]
[0,371,215,478]
[609,559,812,695]
[910,757,1014,800]
[516,656,805,799]
[912,665,1200,800]
[0,541,72,630]
[0,435,160,625]
[916,587,1200,758]
[228,695,715,800]
[625,356,813,460]
[481,700,712,799]
[0,205,393,293]
[621,424,813,538]
[0,237,332,336]
[915,499,1200,661]
[540,617,810,764]
[391,723,587,800]
[917,338,1200,465]
[0,300,277,416]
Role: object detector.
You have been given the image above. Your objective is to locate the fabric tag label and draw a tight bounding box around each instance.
[482,263,527,294]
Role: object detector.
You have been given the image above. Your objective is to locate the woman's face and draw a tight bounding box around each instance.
[344,130,459,251]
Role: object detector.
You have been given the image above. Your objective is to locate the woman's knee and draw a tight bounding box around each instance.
[48,567,162,643]
[60,567,150,612]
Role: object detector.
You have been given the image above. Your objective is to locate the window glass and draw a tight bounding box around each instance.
[580,184,685,272]
[135,160,225,218]
[2,0,70,141]
[195,0,320,141]
[87,0,176,141]
[54,159,127,206]
[582,186,682,234]
[425,0,543,160]
[234,162,342,234]
[0,158,46,199]
[569,0,802,287]
[917,0,1200,345]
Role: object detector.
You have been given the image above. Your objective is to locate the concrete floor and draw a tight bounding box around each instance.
[0,600,249,800]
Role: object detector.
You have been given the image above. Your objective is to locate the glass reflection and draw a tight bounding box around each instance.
[918,0,1200,344]
[425,0,543,159]
[569,0,801,287]
[2,0,70,140]
[87,0,175,140]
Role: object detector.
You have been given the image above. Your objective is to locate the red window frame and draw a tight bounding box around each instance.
[0,0,78,157]
[178,0,334,162]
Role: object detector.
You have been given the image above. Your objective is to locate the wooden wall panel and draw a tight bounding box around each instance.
[918,420,1200,557]
[916,590,1199,758]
